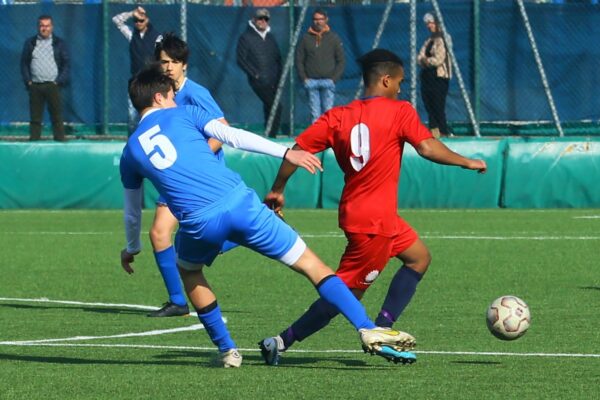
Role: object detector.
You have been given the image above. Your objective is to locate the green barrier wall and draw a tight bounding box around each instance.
[0,142,124,209]
[1,138,598,209]
[503,138,600,208]
[321,139,506,209]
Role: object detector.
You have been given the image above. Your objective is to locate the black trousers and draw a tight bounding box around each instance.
[420,71,449,136]
[249,79,282,138]
[29,82,65,141]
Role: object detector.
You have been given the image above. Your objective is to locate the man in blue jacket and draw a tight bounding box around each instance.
[20,15,69,141]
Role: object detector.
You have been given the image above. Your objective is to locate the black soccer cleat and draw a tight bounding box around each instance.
[147,302,190,317]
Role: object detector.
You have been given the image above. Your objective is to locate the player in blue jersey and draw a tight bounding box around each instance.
[119,65,417,367]
[144,33,231,318]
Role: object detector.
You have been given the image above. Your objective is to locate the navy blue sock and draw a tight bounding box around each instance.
[317,275,375,330]
[281,298,340,349]
[154,246,186,306]
[196,302,236,352]
[375,266,423,327]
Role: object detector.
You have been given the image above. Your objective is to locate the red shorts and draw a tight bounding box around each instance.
[336,216,418,291]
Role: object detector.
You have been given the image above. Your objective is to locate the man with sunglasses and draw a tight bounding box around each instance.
[236,8,283,138]
[112,6,162,134]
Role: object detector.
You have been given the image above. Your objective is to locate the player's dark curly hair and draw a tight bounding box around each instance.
[154,32,189,64]
[357,49,404,87]
[128,63,176,112]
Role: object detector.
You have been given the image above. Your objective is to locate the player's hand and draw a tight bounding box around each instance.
[464,159,487,174]
[265,191,285,213]
[120,249,138,275]
[284,149,323,174]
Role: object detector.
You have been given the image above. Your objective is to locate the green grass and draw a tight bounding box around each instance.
[1,209,599,399]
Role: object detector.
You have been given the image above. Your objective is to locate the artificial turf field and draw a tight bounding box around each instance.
[0,209,598,399]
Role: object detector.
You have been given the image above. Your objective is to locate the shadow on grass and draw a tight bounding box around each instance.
[579,286,600,291]
[155,350,377,369]
[0,352,215,367]
[0,303,148,316]
[0,351,391,370]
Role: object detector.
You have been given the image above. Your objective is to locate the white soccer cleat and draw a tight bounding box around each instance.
[221,348,243,368]
[359,327,416,353]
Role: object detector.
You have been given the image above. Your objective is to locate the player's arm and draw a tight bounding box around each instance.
[112,11,134,41]
[415,138,487,173]
[207,117,228,153]
[265,143,303,212]
[121,187,143,274]
[203,119,322,174]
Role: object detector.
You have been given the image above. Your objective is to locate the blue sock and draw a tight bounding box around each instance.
[197,302,236,352]
[316,275,375,330]
[375,266,423,327]
[154,246,187,306]
[282,298,339,348]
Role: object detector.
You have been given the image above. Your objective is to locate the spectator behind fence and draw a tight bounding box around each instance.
[236,8,283,138]
[417,12,452,138]
[112,6,162,134]
[296,8,345,123]
[20,15,69,142]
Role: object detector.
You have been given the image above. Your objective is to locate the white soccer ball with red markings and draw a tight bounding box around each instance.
[486,296,531,340]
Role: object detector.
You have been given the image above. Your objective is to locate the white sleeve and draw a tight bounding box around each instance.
[203,119,287,159]
[112,11,134,42]
[123,188,143,253]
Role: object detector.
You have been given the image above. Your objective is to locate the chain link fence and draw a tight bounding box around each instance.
[1,0,599,139]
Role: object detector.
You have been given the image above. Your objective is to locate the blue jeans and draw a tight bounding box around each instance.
[304,78,335,123]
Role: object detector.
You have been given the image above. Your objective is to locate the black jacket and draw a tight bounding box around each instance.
[236,24,282,86]
[20,34,70,87]
[130,24,161,76]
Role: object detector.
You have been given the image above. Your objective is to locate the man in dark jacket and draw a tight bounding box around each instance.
[296,8,345,123]
[20,15,69,141]
[113,6,162,134]
[236,8,282,138]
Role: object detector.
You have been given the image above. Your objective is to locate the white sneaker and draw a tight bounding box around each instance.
[359,327,416,352]
[221,348,242,368]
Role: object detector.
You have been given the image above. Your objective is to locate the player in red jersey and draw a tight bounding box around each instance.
[258,49,487,365]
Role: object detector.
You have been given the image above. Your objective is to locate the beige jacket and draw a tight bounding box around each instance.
[418,35,452,79]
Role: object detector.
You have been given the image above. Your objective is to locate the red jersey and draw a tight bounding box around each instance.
[296,96,432,236]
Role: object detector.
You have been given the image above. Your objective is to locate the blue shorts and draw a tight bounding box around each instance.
[175,183,305,270]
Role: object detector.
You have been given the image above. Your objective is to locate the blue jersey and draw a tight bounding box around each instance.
[120,105,242,219]
[154,78,226,206]
[175,78,224,118]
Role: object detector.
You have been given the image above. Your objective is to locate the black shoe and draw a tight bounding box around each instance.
[147,302,189,317]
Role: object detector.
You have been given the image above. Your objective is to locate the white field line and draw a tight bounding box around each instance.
[0,297,199,316]
[0,342,597,359]
[0,325,205,345]
[2,231,600,240]
[301,234,600,240]
[0,298,598,359]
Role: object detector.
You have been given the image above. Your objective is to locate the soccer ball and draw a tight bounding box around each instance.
[486,296,531,340]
